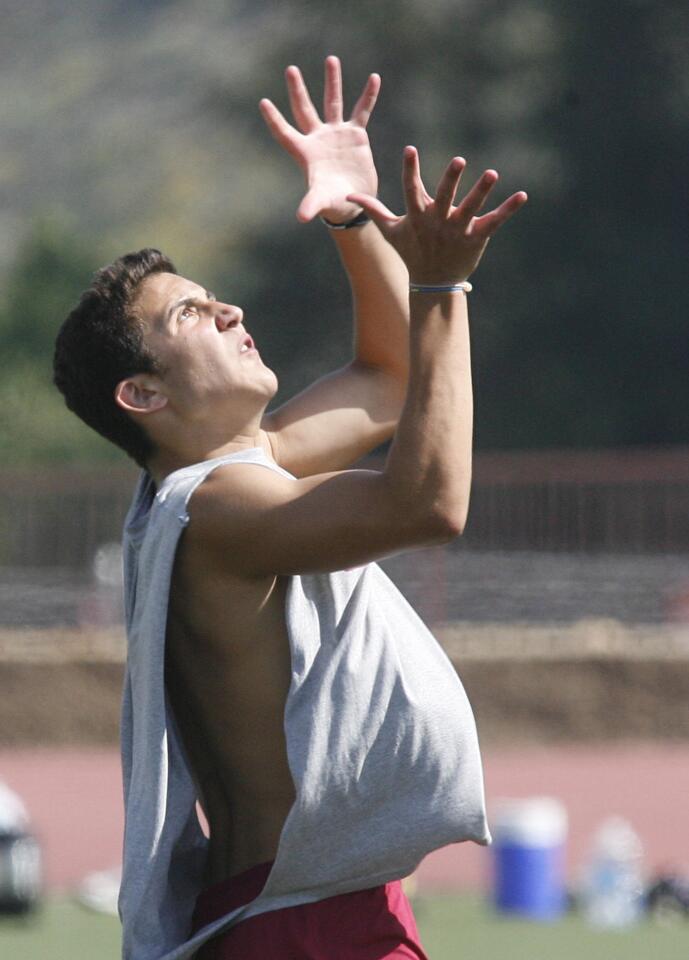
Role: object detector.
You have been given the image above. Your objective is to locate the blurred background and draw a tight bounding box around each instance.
[0,0,688,957]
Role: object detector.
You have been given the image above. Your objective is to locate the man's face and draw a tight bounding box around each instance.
[134,272,278,416]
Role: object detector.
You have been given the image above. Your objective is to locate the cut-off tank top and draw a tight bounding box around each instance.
[119,448,490,960]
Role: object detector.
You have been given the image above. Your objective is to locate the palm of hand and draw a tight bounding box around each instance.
[298,125,378,222]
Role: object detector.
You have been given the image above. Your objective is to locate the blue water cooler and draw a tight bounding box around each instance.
[492,796,568,920]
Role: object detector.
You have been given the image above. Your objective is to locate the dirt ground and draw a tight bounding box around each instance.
[1,626,688,895]
[1,624,688,746]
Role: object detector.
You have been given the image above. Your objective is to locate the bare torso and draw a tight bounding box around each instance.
[165,512,296,885]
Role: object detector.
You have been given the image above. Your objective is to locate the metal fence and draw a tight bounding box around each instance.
[463,480,689,552]
[1,447,688,568]
[1,449,689,640]
[0,466,136,568]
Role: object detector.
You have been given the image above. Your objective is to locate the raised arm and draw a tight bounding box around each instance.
[187,148,527,576]
[258,57,410,477]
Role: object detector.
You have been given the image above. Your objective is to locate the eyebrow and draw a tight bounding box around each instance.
[165,290,216,325]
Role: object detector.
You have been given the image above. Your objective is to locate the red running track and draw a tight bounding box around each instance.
[0,744,687,894]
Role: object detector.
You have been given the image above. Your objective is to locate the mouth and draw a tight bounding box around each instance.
[239,334,255,354]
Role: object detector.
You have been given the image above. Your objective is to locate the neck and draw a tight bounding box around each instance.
[147,421,272,486]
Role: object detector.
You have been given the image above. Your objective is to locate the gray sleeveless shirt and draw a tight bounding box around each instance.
[119,449,489,960]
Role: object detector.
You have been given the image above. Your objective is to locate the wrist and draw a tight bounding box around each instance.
[320,210,370,230]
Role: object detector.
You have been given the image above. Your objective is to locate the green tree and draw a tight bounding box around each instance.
[217,0,689,449]
[0,220,117,463]
[0,219,97,362]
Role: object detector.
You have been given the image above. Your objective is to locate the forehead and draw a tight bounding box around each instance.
[134,272,206,330]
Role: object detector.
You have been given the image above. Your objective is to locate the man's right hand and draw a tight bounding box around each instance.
[348,146,527,283]
[259,56,380,225]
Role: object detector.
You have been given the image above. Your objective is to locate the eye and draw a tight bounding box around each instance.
[179,304,198,322]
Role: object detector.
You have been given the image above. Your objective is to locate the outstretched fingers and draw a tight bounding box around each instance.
[285,65,321,132]
[259,98,302,157]
[470,191,529,239]
[323,55,344,124]
[346,192,400,232]
[453,169,500,225]
[434,157,466,219]
[402,146,431,215]
[350,72,381,128]
[297,187,327,223]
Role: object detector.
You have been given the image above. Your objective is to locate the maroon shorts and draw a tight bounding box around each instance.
[191,861,429,959]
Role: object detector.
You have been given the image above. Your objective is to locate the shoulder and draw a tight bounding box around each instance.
[183,453,298,561]
[191,457,291,514]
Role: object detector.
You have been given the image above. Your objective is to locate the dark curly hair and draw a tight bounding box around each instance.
[53,248,177,467]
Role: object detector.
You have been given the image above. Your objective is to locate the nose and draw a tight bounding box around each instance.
[214,302,243,332]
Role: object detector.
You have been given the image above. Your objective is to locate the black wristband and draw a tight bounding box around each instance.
[320,210,371,230]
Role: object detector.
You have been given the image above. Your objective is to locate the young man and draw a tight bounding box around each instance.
[54,58,526,960]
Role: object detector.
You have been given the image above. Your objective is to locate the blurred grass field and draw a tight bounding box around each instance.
[1,895,687,960]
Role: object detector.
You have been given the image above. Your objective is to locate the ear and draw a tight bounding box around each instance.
[114,375,168,415]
